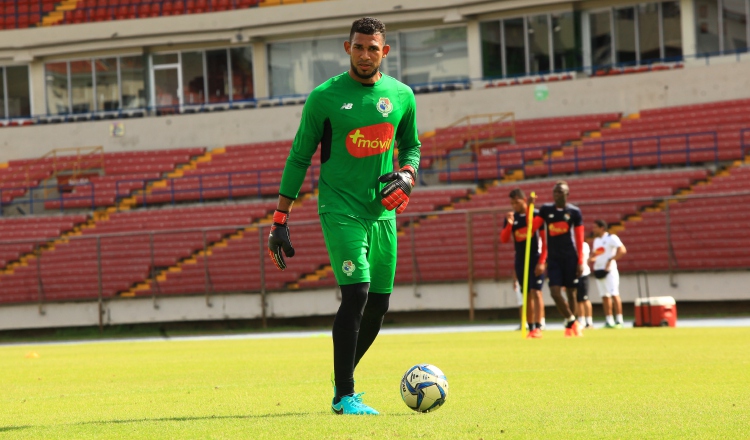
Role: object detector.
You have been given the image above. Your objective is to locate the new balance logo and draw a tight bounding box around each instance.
[341,103,353,110]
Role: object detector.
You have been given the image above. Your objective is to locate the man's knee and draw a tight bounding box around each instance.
[364,292,390,318]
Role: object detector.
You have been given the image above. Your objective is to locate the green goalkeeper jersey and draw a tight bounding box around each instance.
[279,72,421,220]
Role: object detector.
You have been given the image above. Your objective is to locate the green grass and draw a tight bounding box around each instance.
[1,327,749,439]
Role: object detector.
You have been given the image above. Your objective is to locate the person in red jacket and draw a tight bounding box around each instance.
[500,188,547,338]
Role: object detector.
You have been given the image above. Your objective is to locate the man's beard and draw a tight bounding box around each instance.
[351,60,380,80]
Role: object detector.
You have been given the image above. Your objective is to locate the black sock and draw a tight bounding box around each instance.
[527,322,534,332]
[535,322,542,330]
[332,283,368,399]
[354,292,390,369]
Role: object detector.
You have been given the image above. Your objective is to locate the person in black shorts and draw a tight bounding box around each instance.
[539,181,585,337]
[500,189,547,338]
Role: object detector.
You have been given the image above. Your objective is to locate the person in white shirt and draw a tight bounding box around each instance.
[576,241,593,328]
[590,219,627,328]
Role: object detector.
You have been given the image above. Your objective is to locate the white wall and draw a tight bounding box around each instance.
[1,271,748,331]
[3,59,750,163]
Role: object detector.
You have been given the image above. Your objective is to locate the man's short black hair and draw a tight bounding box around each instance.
[509,188,525,200]
[554,180,569,192]
[349,17,386,42]
[594,219,608,229]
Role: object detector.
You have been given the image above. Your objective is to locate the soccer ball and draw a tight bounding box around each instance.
[400,363,449,413]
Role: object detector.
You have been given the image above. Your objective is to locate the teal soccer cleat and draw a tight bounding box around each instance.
[331,392,380,415]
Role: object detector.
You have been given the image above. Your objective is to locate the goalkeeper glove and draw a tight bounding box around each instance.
[267,210,294,271]
[378,165,415,214]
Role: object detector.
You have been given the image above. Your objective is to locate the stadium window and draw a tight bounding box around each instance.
[504,18,527,77]
[95,58,119,112]
[5,66,31,118]
[379,33,401,79]
[615,7,637,65]
[120,55,146,109]
[206,49,229,103]
[0,70,4,119]
[662,1,683,58]
[400,26,469,86]
[638,3,662,63]
[552,12,581,72]
[230,47,254,101]
[181,51,206,105]
[45,62,70,115]
[268,37,349,97]
[722,0,748,51]
[152,53,179,65]
[696,0,721,54]
[528,14,552,73]
[70,60,94,114]
[480,21,503,78]
[590,10,614,67]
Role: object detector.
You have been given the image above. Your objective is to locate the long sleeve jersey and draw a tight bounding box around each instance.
[279,72,422,220]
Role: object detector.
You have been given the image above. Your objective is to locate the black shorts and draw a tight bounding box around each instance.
[547,257,579,290]
[576,275,589,302]
[515,256,544,292]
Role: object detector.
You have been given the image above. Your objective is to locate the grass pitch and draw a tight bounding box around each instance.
[1,326,749,439]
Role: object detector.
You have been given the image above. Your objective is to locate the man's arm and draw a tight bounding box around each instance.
[278,90,325,202]
[269,90,324,270]
[573,209,585,276]
[395,89,421,173]
[606,236,627,271]
[500,214,513,244]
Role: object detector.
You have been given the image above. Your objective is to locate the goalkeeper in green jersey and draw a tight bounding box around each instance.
[267,17,421,415]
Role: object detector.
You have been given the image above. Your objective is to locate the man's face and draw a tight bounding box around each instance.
[344,32,390,81]
[592,224,604,237]
[510,196,526,214]
[553,185,568,206]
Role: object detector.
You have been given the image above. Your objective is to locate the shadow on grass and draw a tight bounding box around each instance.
[75,413,317,426]
[0,426,31,432]
[23,412,416,430]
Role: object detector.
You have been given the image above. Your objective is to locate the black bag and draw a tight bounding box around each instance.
[594,269,609,279]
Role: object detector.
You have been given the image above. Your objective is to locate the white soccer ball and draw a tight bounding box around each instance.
[400,363,449,413]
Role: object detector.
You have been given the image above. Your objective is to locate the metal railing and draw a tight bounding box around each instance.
[421,131,720,184]
[1,191,749,322]
[2,45,750,126]
[114,166,320,207]
[0,128,734,214]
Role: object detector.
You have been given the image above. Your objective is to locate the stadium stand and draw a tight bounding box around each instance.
[439,99,749,183]
[0,0,332,30]
[617,164,750,272]
[433,112,621,182]
[0,202,273,303]
[0,214,86,266]
[41,147,206,210]
[2,94,749,305]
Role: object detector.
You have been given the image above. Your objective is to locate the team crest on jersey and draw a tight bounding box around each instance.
[564,213,570,221]
[342,260,356,276]
[376,97,393,117]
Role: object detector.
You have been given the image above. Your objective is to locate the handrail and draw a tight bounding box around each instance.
[114,166,320,208]
[2,190,750,311]
[0,146,103,190]
[421,112,516,162]
[3,46,750,124]
[742,128,750,158]
[0,129,739,213]
[422,130,722,184]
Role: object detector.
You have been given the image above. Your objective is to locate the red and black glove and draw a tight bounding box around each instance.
[378,165,415,214]
[267,210,294,271]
